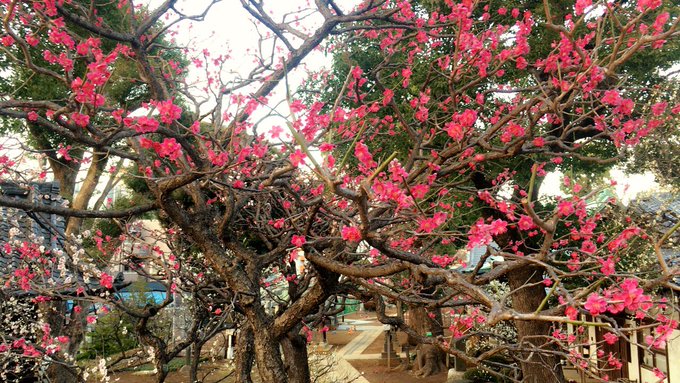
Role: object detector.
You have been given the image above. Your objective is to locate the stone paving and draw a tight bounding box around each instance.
[329,315,469,383]
[327,318,384,383]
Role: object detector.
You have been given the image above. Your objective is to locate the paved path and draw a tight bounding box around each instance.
[328,319,386,383]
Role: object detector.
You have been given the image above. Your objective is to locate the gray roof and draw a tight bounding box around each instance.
[630,193,679,277]
[631,192,680,232]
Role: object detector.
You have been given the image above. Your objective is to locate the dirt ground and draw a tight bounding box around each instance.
[311,328,362,348]
[349,359,447,383]
[100,330,361,383]
[362,332,388,354]
[104,362,236,383]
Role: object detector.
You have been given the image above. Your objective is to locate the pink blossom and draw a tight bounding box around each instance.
[354,141,376,169]
[289,149,306,167]
[651,102,667,116]
[500,122,525,142]
[601,90,621,105]
[557,200,575,217]
[599,257,615,276]
[351,66,363,79]
[565,306,578,320]
[270,125,283,139]
[1,35,15,47]
[291,235,306,247]
[445,122,464,141]
[636,0,661,12]
[410,184,429,199]
[584,293,607,316]
[532,137,545,147]
[154,99,182,124]
[383,89,394,106]
[459,109,478,127]
[574,0,592,16]
[341,226,362,242]
[613,278,650,312]
[100,273,113,289]
[432,255,455,268]
[319,143,335,152]
[70,112,90,127]
[603,332,618,345]
[418,212,447,233]
[518,215,535,231]
[580,240,597,254]
[130,116,160,133]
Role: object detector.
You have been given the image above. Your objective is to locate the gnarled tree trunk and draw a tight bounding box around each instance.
[508,266,565,383]
[408,306,446,377]
[252,323,288,383]
[235,325,255,383]
[281,330,311,383]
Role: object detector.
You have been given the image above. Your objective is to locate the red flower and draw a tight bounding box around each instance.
[291,235,306,247]
[565,306,578,320]
[445,122,464,141]
[289,149,306,167]
[459,109,477,127]
[383,89,394,106]
[154,99,182,124]
[557,200,574,217]
[584,293,607,316]
[518,215,535,231]
[341,226,362,242]
[100,272,113,289]
[1,35,15,47]
[603,332,618,345]
[70,113,90,128]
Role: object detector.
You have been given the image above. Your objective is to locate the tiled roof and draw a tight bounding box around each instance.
[631,192,680,232]
[630,193,679,279]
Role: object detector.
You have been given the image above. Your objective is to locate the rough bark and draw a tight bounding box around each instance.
[408,306,446,377]
[507,266,565,383]
[281,331,311,383]
[235,326,255,383]
[252,326,288,383]
[472,171,565,382]
[189,342,202,383]
[135,316,170,383]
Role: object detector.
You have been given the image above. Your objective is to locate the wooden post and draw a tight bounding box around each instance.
[387,331,392,369]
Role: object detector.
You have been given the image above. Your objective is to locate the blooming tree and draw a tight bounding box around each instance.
[0,1,678,383]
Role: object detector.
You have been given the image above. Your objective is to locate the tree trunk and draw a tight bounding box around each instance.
[408,306,446,377]
[189,342,202,383]
[44,300,87,383]
[235,326,255,383]
[508,266,565,383]
[252,327,288,383]
[136,317,170,383]
[281,331,311,383]
[154,358,169,383]
[65,152,107,235]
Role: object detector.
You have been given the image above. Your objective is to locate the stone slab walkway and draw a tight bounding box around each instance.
[328,319,386,382]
